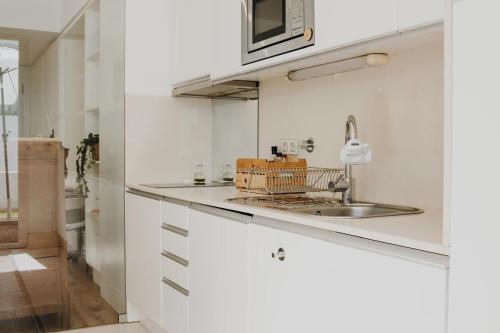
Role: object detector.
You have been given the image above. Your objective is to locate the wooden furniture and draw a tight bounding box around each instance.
[17,138,65,249]
[0,138,69,329]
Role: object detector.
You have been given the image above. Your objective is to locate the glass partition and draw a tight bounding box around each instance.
[0,0,126,332]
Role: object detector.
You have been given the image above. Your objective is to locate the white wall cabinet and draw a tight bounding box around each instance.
[315,0,398,51]
[211,0,398,81]
[210,0,443,81]
[398,0,444,31]
[170,0,211,86]
[210,0,242,81]
[249,223,448,333]
[125,192,162,325]
[189,205,249,333]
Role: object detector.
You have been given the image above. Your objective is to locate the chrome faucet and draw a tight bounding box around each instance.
[329,115,358,204]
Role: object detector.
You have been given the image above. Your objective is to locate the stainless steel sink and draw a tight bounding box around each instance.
[291,202,423,219]
[226,195,423,219]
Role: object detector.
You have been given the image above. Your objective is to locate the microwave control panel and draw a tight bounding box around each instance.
[291,0,305,36]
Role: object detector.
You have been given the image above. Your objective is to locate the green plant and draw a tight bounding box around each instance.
[76,133,99,197]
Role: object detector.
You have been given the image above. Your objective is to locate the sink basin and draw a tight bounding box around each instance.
[292,202,423,219]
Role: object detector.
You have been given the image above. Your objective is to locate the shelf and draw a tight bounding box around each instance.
[86,212,100,223]
[86,107,99,113]
[86,49,100,62]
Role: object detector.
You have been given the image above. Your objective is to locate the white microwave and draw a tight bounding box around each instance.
[242,0,315,65]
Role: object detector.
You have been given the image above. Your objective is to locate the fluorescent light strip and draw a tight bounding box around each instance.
[287,53,390,81]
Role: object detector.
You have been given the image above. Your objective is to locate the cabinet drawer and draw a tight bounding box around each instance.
[162,278,189,333]
[162,252,189,290]
[162,228,189,260]
[161,200,189,230]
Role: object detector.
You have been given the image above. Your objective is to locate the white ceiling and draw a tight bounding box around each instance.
[0,27,58,66]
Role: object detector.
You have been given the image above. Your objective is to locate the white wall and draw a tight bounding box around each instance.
[60,37,84,179]
[124,0,213,185]
[29,41,60,138]
[0,0,61,32]
[259,39,444,209]
[448,1,500,332]
[60,0,88,30]
[125,95,212,184]
[125,0,171,97]
[0,0,90,33]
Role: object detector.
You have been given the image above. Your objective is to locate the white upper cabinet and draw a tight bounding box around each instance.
[209,0,443,81]
[314,0,398,50]
[210,0,242,81]
[211,0,398,81]
[398,0,444,31]
[170,0,211,86]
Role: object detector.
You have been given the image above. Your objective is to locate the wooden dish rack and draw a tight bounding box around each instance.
[236,159,344,195]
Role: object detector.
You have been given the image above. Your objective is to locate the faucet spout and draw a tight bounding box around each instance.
[343,115,358,204]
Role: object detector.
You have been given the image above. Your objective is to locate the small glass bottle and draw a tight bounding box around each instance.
[193,164,206,185]
[222,164,234,182]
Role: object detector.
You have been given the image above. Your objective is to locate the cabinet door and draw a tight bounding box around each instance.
[248,224,330,333]
[315,0,398,50]
[189,206,249,333]
[398,0,444,31]
[125,192,162,325]
[170,0,210,85]
[324,243,448,333]
[210,0,242,81]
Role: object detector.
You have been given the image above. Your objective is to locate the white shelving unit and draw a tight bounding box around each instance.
[84,0,101,275]
[60,0,126,314]
[84,0,100,136]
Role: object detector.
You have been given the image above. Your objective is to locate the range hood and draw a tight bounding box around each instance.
[172,78,259,101]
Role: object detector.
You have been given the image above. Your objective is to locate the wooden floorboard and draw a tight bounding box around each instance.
[0,246,119,333]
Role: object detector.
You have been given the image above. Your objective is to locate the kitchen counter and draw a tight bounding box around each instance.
[127,184,449,256]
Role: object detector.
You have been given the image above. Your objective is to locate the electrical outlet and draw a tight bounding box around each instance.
[280,139,300,155]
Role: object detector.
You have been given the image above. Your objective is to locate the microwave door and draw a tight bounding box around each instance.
[248,0,292,52]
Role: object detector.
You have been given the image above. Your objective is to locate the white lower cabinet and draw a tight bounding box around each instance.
[162,277,189,333]
[324,243,448,333]
[125,192,162,325]
[249,223,448,333]
[249,223,331,333]
[128,195,447,333]
[188,205,249,333]
[160,200,190,333]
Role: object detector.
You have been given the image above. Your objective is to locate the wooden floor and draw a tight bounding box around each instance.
[0,245,119,333]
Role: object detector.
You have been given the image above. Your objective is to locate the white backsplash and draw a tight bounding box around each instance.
[259,39,444,209]
[211,99,258,180]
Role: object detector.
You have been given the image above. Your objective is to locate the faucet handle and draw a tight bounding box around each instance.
[328,179,349,193]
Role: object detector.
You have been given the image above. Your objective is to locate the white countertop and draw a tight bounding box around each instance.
[128,184,449,256]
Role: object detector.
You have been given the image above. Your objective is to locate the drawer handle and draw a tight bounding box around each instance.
[162,223,189,237]
[271,248,286,261]
[162,277,189,297]
[161,250,189,267]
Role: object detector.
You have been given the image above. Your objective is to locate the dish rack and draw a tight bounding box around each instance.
[236,167,345,195]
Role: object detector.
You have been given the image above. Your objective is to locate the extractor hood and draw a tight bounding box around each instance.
[172,78,259,101]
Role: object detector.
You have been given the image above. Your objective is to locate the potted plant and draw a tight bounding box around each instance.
[76,133,99,197]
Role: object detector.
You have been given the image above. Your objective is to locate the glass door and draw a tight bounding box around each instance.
[249,0,290,51]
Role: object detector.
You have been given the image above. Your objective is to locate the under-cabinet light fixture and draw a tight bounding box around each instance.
[287,53,390,81]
